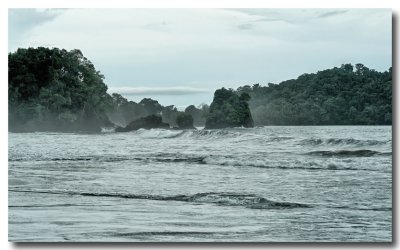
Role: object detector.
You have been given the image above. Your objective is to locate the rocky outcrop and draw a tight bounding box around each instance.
[205,88,254,129]
[115,115,170,132]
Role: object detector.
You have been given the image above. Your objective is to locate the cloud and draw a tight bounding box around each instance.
[227,8,306,24]
[108,86,211,96]
[318,10,348,18]
[142,21,169,32]
[237,23,254,30]
[255,17,292,23]
[8,9,64,45]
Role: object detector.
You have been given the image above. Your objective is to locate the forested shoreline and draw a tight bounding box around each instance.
[8,47,392,132]
[238,64,392,126]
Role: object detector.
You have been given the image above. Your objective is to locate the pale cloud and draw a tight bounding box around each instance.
[108,86,210,95]
[8,9,64,45]
[237,23,254,30]
[317,10,348,18]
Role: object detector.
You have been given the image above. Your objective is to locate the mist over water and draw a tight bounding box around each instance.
[8,126,392,242]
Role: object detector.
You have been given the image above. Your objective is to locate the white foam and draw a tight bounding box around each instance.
[133,128,186,139]
[101,127,115,133]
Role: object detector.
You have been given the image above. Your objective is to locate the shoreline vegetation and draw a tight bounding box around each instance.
[8,47,392,133]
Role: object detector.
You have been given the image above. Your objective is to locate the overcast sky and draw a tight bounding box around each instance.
[8,8,391,108]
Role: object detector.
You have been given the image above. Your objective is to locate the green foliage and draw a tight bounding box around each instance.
[139,98,162,114]
[10,48,389,132]
[176,112,194,129]
[237,64,392,125]
[9,47,113,132]
[205,88,254,129]
[108,95,182,127]
[109,97,209,128]
[161,105,179,127]
[184,104,208,126]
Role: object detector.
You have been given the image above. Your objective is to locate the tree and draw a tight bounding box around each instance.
[9,47,113,132]
[139,98,162,115]
[205,88,254,129]
[236,63,391,125]
[184,105,204,126]
[176,112,194,129]
[161,105,179,127]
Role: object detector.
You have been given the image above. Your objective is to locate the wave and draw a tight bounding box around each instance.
[120,128,245,140]
[46,157,93,162]
[126,128,246,140]
[328,205,392,212]
[9,157,107,162]
[104,128,256,140]
[100,128,391,147]
[10,189,391,212]
[306,150,389,157]
[8,189,310,210]
[267,136,294,142]
[9,157,93,162]
[111,231,214,237]
[299,138,389,146]
[8,153,207,163]
[171,130,294,142]
[185,130,248,140]
[9,152,390,173]
[202,157,389,172]
[131,129,187,139]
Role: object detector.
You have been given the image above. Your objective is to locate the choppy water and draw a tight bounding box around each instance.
[8,126,392,242]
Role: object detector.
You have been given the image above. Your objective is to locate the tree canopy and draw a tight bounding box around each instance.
[237,64,392,125]
[176,112,194,129]
[9,47,113,132]
[205,88,254,129]
[184,104,208,126]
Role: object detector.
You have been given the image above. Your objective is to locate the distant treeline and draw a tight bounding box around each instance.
[108,93,209,128]
[8,47,391,132]
[236,64,392,125]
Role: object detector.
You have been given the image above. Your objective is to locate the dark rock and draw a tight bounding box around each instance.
[115,115,170,132]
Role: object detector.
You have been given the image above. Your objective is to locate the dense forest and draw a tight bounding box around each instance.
[8,47,392,132]
[236,64,392,125]
[8,47,207,132]
[9,47,113,132]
